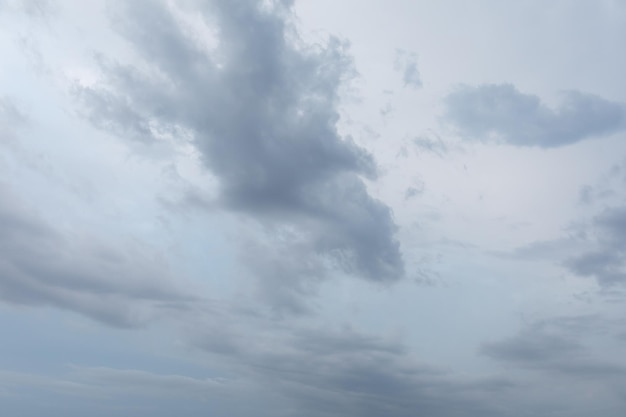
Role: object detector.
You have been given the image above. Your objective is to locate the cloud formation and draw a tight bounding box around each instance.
[444,83,626,147]
[75,0,404,311]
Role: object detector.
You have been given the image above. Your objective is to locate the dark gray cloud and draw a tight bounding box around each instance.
[444,83,626,147]
[75,0,404,311]
[0,183,196,328]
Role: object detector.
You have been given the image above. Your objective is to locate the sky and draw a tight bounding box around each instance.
[1,0,626,416]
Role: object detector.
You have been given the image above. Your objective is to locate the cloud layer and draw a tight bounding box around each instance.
[4,1,626,416]
[0,182,195,327]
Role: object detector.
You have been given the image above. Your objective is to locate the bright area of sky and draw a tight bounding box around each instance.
[2,1,626,416]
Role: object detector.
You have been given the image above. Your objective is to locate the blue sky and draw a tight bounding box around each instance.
[2,1,626,416]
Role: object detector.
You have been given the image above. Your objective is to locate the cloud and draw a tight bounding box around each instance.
[0,97,28,127]
[239,234,328,315]
[565,206,626,286]
[0,366,224,399]
[444,83,626,147]
[1,352,512,417]
[498,238,584,262]
[69,366,225,398]
[0,366,234,417]
[482,326,584,365]
[0,0,54,17]
[0,97,29,143]
[579,184,614,205]
[394,50,422,89]
[404,185,423,200]
[505,198,626,288]
[413,135,448,157]
[21,0,54,18]
[594,206,626,244]
[503,202,626,288]
[0,182,196,328]
[0,317,518,417]
[190,321,513,417]
[482,316,626,380]
[75,0,404,312]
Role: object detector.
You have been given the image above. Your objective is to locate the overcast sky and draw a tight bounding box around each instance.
[2,0,626,416]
